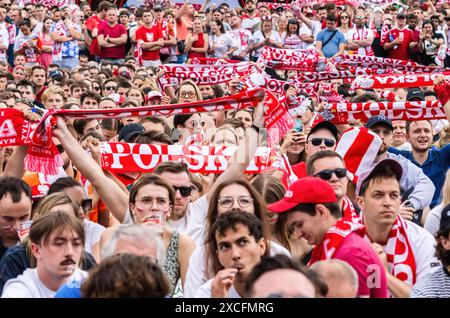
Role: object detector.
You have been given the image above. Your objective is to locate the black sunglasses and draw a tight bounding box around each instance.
[315,168,347,181]
[309,138,335,147]
[173,186,192,197]
[80,198,93,213]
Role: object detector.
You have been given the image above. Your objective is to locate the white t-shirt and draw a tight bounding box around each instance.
[227,28,252,60]
[402,221,441,283]
[183,240,291,297]
[299,24,314,49]
[251,30,282,58]
[83,219,105,254]
[2,268,88,298]
[0,22,9,61]
[348,26,374,56]
[208,33,236,58]
[194,278,241,298]
[424,204,443,238]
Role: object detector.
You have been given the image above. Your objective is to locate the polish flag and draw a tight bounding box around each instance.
[335,127,382,182]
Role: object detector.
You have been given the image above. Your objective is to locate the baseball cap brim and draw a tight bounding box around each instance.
[356,159,403,196]
[268,198,299,213]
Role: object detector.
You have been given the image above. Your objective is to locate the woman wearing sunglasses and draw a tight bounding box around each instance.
[0,192,98,295]
[183,178,291,297]
[98,175,195,297]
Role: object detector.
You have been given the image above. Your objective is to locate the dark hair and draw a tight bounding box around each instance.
[129,174,175,213]
[154,161,190,177]
[351,93,380,103]
[244,254,327,297]
[81,254,170,298]
[306,150,344,176]
[0,176,32,203]
[290,202,341,219]
[173,114,194,128]
[326,14,337,22]
[134,131,172,145]
[359,164,400,196]
[16,79,35,94]
[207,211,269,274]
[80,91,101,105]
[424,90,437,98]
[422,19,436,34]
[250,174,285,206]
[286,18,300,36]
[47,177,82,195]
[405,120,432,134]
[18,18,31,28]
[211,18,226,34]
[101,118,120,131]
[73,118,99,137]
[31,65,46,77]
[436,229,450,267]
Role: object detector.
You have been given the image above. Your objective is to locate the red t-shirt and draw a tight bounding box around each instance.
[135,24,163,61]
[386,28,413,60]
[333,232,389,298]
[98,22,127,59]
[281,161,307,188]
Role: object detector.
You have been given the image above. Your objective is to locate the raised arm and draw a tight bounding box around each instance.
[52,116,129,222]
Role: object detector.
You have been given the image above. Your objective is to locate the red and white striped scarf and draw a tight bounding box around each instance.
[315,100,445,125]
[159,62,257,88]
[351,72,450,91]
[342,196,361,223]
[309,219,366,265]
[100,143,276,174]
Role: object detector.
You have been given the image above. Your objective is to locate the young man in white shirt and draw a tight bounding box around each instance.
[2,211,87,298]
[194,211,268,298]
[356,159,441,298]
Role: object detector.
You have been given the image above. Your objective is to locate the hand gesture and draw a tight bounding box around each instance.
[211,268,237,298]
[281,130,306,154]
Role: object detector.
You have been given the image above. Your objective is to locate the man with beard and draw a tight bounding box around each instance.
[227,14,252,61]
[194,211,268,298]
[30,66,47,104]
[365,115,435,218]
[411,204,450,297]
[2,211,87,298]
[240,0,260,32]
[389,120,450,209]
[347,7,374,56]
[0,177,32,262]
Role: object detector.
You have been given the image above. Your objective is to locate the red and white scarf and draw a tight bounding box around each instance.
[23,89,264,175]
[190,57,240,65]
[342,196,360,223]
[292,68,379,82]
[100,143,276,174]
[159,62,257,88]
[351,72,450,91]
[315,100,445,125]
[309,219,366,265]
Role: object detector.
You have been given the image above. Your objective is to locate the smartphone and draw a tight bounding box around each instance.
[294,118,303,132]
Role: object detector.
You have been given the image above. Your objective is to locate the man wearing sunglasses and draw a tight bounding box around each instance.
[268,177,388,298]
[347,8,374,57]
[306,150,359,222]
[282,121,339,188]
[365,115,435,218]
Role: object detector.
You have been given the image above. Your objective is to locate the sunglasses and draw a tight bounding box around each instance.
[309,138,335,147]
[315,168,347,180]
[105,86,116,91]
[80,198,93,213]
[173,186,192,197]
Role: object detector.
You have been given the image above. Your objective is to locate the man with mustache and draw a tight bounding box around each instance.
[365,115,435,222]
[194,211,268,298]
[2,211,87,298]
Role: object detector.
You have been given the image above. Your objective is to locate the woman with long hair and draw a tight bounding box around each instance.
[419,20,445,66]
[183,177,291,297]
[249,15,283,61]
[39,18,54,69]
[207,19,236,59]
[185,16,209,62]
[338,11,352,53]
[282,19,303,50]
[98,175,195,297]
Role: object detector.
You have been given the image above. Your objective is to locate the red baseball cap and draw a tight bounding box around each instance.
[268,177,337,213]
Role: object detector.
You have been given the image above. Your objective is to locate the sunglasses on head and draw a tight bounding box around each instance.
[309,138,335,147]
[315,168,347,181]
[173,186,192,197]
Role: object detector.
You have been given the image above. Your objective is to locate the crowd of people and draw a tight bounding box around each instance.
[0,0,449,298]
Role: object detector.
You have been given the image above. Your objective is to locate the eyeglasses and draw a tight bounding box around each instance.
[80,198,93,213]
[309,138,335,147]
[179,91,196,98]
[173,186,192,197]
[218,196,253,209]
[188,120,205,128]
[135,197,170,209]
[105,86,116,91]
[315,168,347,181]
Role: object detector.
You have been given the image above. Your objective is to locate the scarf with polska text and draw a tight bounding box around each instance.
[315,100,445,125]
[332,54,445,73]
[190,57,241,65]
[257,46,332,72]
[351,72,450,91]
[23,88,265,175]
[100,143,276,174]
[158,62,258,88]
[291,67,381,82]
[308,219,366,265]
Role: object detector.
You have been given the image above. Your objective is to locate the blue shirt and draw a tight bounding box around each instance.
[316,28,346,58]
[389,144,450,208]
